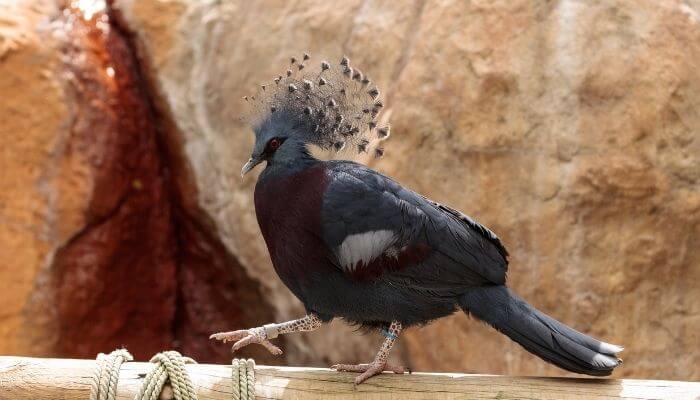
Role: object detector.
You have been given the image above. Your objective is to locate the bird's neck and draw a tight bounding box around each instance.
[258,142,320,185]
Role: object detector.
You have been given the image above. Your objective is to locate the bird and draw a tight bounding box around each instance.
[210,54,623,384]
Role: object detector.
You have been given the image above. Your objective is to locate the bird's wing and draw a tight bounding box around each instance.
[321,161,509,289]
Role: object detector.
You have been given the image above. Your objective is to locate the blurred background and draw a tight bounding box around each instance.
[1,0,698,382]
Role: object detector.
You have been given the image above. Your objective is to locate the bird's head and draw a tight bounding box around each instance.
[240,53,390,177]
[241,109,297,176]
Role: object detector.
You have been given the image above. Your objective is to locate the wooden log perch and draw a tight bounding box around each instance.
[1,356,699,400]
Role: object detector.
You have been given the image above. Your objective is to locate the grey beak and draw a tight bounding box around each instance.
[241,157,261,177]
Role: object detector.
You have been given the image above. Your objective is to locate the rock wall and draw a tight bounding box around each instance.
[0,0,66,356]
[0,1,279,364]
[48,2,178,358]
[1,0,698,381]
[111,0,700,379]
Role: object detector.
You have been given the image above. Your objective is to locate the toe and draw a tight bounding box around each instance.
[210,330,247,342]
[385,363,405,374]
[231,335,255,352]
[354,365,382,385]
[209,332,227,340]
[330,363,369,372]
[261,340,283,355]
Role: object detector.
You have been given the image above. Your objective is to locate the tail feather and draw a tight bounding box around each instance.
[459,285,623,376]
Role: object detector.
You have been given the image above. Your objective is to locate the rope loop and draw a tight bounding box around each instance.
[92,349,255,400]
[136,350,198,400]
[231,358,255,400]
[90,349,134,400]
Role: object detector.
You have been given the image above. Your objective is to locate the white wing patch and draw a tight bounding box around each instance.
[336,230,396,271]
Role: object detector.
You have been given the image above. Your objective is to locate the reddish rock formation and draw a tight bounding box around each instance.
[50,4,178,359]
[173,215,282,365]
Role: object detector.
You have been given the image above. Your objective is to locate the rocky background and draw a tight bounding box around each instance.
[1,0,698,381]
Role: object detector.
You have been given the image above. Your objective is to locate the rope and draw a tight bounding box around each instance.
[136,351,198,400]
[231,359,255,400]
[90,349,134,400]
[91,349,255,400]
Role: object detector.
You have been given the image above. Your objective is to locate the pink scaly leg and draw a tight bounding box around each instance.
[210,314,322,355]
[331,321,406,385]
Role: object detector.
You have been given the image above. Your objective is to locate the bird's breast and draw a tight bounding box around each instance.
[253,164,329,288]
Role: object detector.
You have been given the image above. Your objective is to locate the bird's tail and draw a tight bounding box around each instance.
[458,285,623,376]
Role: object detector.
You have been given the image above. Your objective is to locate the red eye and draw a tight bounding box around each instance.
[268,138,281,151]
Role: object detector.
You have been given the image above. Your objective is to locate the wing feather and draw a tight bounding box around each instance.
[321,161,509,288]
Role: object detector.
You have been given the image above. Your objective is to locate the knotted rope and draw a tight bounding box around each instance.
[231,359,255,400]
[136,351,198,400]
[90,349,134,400]
[91,349,256,399]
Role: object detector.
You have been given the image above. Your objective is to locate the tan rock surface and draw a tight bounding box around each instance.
[0,0,72,356]
[102,0,700,380]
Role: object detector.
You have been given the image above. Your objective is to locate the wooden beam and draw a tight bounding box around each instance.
[1,356,698,400]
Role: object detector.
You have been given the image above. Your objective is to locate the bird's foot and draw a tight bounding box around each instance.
[331,361,407,385]
[209,327,283,355]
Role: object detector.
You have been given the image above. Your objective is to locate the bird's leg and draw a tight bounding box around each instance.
[331,321,406,385]
[209,314,322,355]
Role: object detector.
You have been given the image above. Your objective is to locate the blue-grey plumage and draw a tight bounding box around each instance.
[211,54,622,384]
